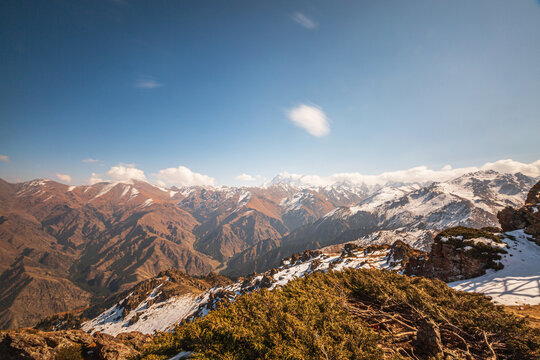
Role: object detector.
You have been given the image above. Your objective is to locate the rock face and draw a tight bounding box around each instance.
[498,180,540,245]
[403,227,507,282]
[418,238,495,282]
[0,328,151,360]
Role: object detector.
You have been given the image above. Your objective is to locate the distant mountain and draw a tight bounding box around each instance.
[0,179,211,329]
[0,178,361,328]
[0,170,535,329]
[224,171,535,275]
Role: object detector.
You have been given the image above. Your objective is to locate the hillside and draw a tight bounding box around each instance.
[141,269,540,360]
[81,223,540,337]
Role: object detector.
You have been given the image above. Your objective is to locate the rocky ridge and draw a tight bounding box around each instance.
[498,180,540,244]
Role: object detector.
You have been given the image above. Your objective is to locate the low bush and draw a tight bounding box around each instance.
[140,269,539,359]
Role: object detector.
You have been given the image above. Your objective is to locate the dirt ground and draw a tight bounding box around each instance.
[504,304,540,329]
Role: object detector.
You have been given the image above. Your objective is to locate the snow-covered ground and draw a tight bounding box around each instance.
[83,246,400,335]
[81,278,200,336]
[449,230,540,305]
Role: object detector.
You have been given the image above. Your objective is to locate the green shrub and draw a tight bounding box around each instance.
[435,226,503,243]
[481,226,502,233]
[140,269,540,360]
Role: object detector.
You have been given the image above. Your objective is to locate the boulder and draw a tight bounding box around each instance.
[0,328,150,360]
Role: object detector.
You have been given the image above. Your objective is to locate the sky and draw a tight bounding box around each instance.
[1,0,539,186]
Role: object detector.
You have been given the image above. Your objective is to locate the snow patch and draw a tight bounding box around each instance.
[141,198,154,208]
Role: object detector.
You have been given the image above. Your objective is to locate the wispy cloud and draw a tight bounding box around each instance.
[236,173,256,181]
[287,104,330,137]
[56,173,72,183]
[0,155,9,162]
[291,12,318,29]
[134,77,163,89]
[82,158,99,163]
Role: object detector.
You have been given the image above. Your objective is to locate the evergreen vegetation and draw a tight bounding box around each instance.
[140,268,539,359]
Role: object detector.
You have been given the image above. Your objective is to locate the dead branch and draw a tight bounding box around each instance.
[483,331,497,360]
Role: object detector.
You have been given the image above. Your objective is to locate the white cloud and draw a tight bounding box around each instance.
[480,159,540,177]
[56,173,72,183]
[107,164,147,182]
[154,165,215,187]
[82,158,99,163]
[287,104,330,137]
[236,173,256,181]
[441,164,452,171]
[88,173,104,185]
[291,12,318,29]
[0,155,9,162]
[270,159,540,188]
[134,77,163,89]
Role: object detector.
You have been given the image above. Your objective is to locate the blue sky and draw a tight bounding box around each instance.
[1,0,539,186]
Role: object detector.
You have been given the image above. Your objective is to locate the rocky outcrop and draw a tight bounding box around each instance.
[0,328,151,360]
[498,180,540,245]
[403,227,506,282]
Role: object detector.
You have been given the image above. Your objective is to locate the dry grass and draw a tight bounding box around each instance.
[505,305,540,329]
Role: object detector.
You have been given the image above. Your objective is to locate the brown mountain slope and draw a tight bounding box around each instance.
[0,179,342,329]
[0,179,217,328]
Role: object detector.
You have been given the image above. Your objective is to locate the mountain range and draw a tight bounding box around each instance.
[0,170,535,329]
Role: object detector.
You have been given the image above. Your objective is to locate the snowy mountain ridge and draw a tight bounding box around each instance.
[82,244,403,336]
[82,228,540,336]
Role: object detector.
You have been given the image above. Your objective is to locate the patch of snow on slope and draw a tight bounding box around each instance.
[129,187,139,200]
[141,198,154,208]
[84,294,200,336]
[121,185,131,198]
[280,191,313,213]
[94,183,119,199]
[82,281,201,336]
[84,246,401,336]
[157,186,178,198]
[352,185,419,213]
[449,230,540,305]
[237,190,251,206]
[468,237,507,249]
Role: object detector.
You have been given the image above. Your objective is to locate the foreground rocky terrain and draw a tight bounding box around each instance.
[0,329,152,360]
